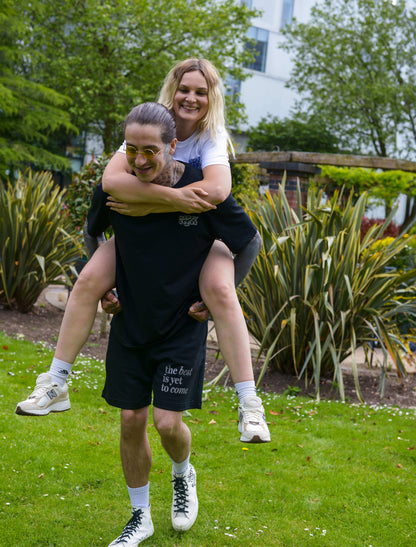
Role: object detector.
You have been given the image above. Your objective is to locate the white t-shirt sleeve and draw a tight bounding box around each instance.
[199,128,229,170]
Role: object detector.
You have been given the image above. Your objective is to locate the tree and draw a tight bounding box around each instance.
[281,0,416,159]
[23,0,257,154]
[0,0,75,182]
[246,114,342,153]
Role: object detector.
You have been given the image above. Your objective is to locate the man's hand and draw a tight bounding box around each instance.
[101,290,122,315]
[188,300,210,322]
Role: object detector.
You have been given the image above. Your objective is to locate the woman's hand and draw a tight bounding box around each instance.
[106,187,217,217]
[171,187,217,213]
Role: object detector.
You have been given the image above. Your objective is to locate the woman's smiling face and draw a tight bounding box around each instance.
[173,70,209,130]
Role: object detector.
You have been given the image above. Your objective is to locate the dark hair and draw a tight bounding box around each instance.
[124,102,176,144]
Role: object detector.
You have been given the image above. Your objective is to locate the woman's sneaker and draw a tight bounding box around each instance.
[15,373,71,416]
[238,395,271,443]
[108,507,154,546]
[171,464,198,531]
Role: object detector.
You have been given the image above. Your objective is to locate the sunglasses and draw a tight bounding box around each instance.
[125,144,163,160]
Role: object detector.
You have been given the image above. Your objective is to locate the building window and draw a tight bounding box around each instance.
[245,26,269,73]
[66,132,86,173]
[225,76,241,101]
[281,0,295,28]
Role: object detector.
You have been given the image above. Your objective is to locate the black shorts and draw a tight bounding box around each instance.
[102,318,207,411]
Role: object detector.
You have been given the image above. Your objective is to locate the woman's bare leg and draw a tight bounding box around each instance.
[54,237,116,363]
[198,240,254,384]
[198,241,270,443]
[15,238,117,416]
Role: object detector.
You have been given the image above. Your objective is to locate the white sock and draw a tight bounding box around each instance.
[127,483,150,509]
[49,357,73,386]
[235,380,257,405]
[171,454,190,475]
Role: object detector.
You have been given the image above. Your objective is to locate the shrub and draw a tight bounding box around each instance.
[64,153,111,235]
[239,183,416,401]
[360,217,399,241]
[314,166,416,207]
[368,236,416,335]
[368,235,416,273]
[246,114,341,153]
[313,166,416,231]
[230,162,262,206]
[0,170,82,312]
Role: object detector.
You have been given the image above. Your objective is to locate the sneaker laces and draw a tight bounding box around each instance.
[115,509,144,541]
[241,406,264,425]
[172,475,189,515]
[28,383,56,399]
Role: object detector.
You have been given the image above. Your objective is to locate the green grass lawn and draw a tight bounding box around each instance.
[1,331,416,546]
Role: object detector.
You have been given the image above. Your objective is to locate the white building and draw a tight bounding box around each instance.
[234,0,315,136]
[233,0,415,226]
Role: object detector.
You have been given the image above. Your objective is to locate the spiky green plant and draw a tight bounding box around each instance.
[240,183,416,401]
[0,169,81,312]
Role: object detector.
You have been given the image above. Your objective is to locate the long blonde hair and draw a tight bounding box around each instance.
[158,58,233,152]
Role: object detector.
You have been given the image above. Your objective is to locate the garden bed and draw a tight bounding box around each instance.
[1,293,415,408]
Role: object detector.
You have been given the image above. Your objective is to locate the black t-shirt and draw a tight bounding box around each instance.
[87,163,257,347]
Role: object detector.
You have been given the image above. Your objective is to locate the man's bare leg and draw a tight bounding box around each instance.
[153,407,197,532]
[108,407,154,546]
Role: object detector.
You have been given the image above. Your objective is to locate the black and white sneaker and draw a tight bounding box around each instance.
[171,464,198,532]
[108,507,154,546]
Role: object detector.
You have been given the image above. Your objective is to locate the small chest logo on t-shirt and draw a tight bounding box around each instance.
[188,157,202,170]
[178,215,199,227]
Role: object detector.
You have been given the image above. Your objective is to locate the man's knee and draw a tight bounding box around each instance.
[120,408,148,439]
[153,409,183,439]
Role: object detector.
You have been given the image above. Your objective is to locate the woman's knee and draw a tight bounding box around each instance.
[73,260,112,298]
[200,268,237,310]
[199,241,235,305]
[73,267,100,296]
[73,238,116,298]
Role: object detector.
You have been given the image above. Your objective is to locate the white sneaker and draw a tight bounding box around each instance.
[108,507,154,546]
[171,464,198,532]
[238,395,271,443]
[15,373,71,416]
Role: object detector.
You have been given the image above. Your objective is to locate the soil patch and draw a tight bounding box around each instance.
[1,295,416,408]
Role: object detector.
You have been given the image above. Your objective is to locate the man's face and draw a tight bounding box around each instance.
[125,123,176,183]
